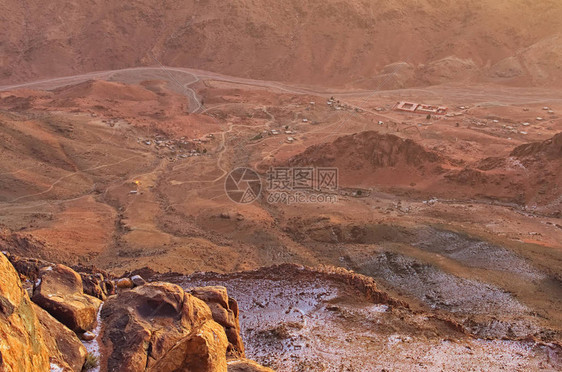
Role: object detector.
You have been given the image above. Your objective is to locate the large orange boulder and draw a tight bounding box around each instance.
[151,320,229,372]
[0,253,50,371]
[33,303,87,372]
[190,286,245,358]
[100,282,228,372]
[32,264,102,332]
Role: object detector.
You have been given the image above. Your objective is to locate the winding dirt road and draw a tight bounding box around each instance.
[3,66,562,115]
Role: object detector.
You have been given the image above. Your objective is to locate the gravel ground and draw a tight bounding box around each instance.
[171,268,560,371]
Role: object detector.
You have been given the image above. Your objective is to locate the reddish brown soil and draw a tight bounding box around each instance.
[288,130,562,211]
[1,2,561,368]
[0,72,560,370]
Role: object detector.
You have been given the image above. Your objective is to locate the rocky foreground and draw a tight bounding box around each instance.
[0,252,271,372]
[162,265,562,371]
[1,250,561,371]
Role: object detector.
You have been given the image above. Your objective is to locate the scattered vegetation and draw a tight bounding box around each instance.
[82,352,99,371]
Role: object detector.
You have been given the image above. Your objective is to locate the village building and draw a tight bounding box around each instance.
[394,101,447,115]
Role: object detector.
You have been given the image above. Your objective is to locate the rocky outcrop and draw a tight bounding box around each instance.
[32,264,102,332]
[190,286,245,358]
[510,132,562,159]
[0,253,50,371]
[131,275,147,287]
[175,264,407,309]
[4,254,52,281]
[80,272,114,300]
[116,277,134,289]
[1,253,269,372]
[151,320,229,372]
[33,303,87,372]
[6,254,114,300]
[100,282,227,371]
[288,131,442,170]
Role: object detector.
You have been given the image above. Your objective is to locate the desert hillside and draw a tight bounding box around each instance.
[0,2,561,369]
[1,0,562,87]
[287,130,562,209]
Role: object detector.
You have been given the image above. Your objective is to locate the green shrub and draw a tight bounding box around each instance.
[82,352,99,371]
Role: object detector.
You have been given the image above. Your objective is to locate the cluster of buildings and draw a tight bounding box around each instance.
[137,134,214,161]
[393,101,448,115]
[267,127,298,144]
[326,97,353,111]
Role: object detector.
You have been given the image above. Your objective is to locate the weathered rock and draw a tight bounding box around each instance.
[81,331,96,341]
[4,254,52,298]
[122,266,159,281]
[34,303,87,372]
[101,282,228,372]
[228,359,275,372]
[131,274,146,287]
[190,286,230,308]
[151,320,228,372]
[0,253,50,371]
[32,264,102,332]
[80,272,114,300]
[8,254,114,301]
[116,277,133,289]
[5,254,52,282]
[190,286,245,358]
